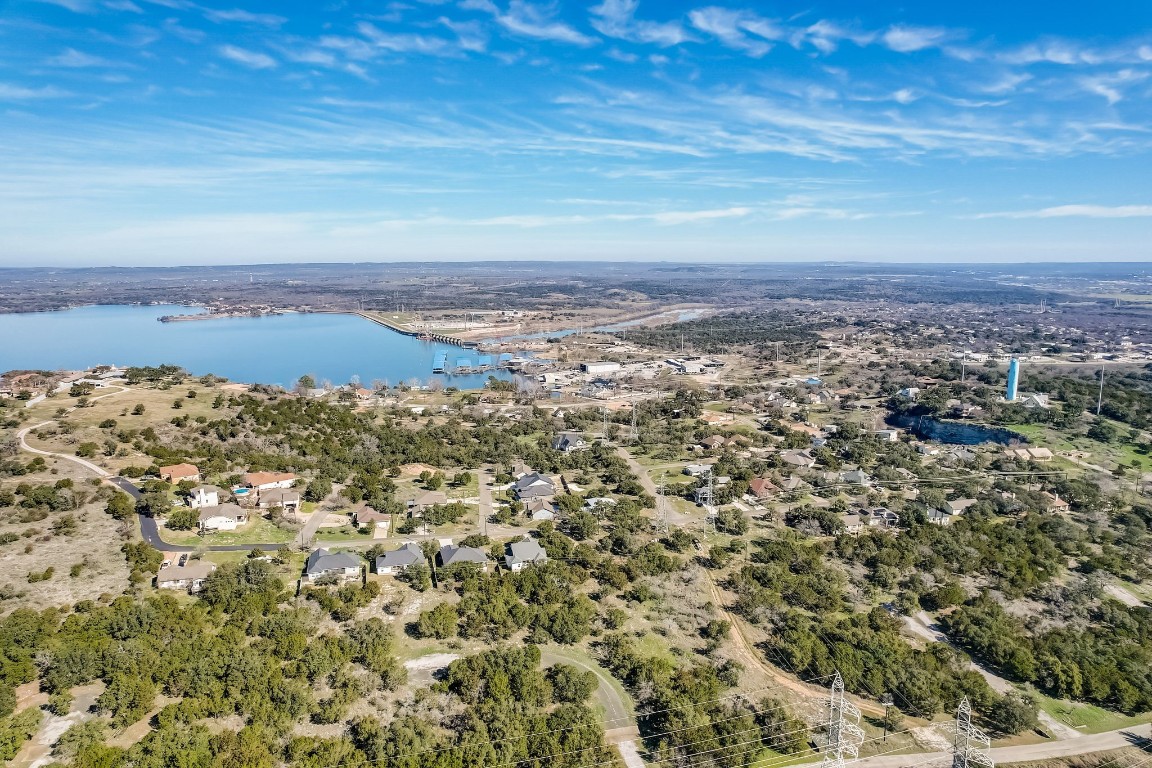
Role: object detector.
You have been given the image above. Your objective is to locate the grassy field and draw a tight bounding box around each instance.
[163,515,297,546]
[1032,692,1152,734]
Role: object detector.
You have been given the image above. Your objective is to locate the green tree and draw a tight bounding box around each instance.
[414,603,458,639]
[166,508,198,530]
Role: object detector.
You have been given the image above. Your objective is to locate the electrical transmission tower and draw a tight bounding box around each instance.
[698,467,717,530]
[630,402,638,443]
[952,698,994,768]
[822,673,865,768]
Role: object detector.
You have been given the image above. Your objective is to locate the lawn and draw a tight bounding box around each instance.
[162,514,297,546]
[1032,691,1152,734]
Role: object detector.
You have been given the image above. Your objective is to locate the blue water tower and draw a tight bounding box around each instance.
[1006,358,1019,401]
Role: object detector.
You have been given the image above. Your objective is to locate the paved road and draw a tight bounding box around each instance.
[853,725,1151,768]
[294,502,332,549]
[17,421,112,477]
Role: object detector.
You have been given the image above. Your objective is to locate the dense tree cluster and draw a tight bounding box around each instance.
[942,596,1152,713]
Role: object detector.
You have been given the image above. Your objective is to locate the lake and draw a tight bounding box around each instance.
[0,304,511,389]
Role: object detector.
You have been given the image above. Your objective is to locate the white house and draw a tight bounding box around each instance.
[258,487,301,515]
[375,543,425,576]
[156,556,215,593]
[304,549,362,582]
[243,471,297,491]
[551,432,587,453]
[505,539,548,572]
[197,503,247,532]
[187,485,222,509]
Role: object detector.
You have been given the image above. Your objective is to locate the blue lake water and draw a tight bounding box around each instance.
[0,304,510,389]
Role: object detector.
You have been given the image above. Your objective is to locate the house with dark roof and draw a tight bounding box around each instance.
[551,432,587,453]
[505,539,548,572]
[513,472,556,500]
[375,543,425,575]
[438,543,489,571]
[304,549,362,582]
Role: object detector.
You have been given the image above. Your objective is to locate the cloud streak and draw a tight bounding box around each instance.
[972,204,1152,219]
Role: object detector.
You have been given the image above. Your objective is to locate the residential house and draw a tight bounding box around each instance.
[841,469,871,486]
[438,543,489,571]
[354,503,391,530]
[780,450,816,469]
[160,463,201,484]
[945,498,977,516]
[781,475,809,492]
[874,429,900,442]
[684,464,712,477]
[375,543,425,575]
[898,387,921,399]
[841,513,864,534]
[867,507,899,529]
[1006,447,1053,462]
[513,473,555,500]
[156,557,216,593]
[187,484,223,509]
[244,471,297,491]
[304,549,362,582]
[699,435,727,451]
[407,491,448,516]
[259,488,301,515]
[524,498,556,521]
[928,508,953,526]
[197,503,248,532]
[583,497,617,513]
[505,539,548,572]
[1041,491,1070,512]
[1020,393,1051,409]
[748,477,778,500]
[551,432,587,453]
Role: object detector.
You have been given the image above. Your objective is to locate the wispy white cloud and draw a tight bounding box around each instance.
[880,24,954,53]
[355,21,461,56]
[202,8,286,28]
[32,0,96,12]
[44,48,123,67]
[688,7,780,57]
[971,204,1152,219]
[0,83,73,99]
[217,44,277,69]
[1079,69,1149,105]
[590,0,689,47]
[104,0,144,12]
[465,0,598,46]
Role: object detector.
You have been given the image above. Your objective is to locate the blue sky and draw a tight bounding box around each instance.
[1,0,1151,265]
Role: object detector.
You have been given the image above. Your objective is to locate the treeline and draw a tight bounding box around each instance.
[942,596,1152,713]
[599,632,809,765]
[620,311,823,358]
[0,555,618,768]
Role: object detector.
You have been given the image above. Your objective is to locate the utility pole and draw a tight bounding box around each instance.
[822,672,865,768]
[952,698,994,768]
